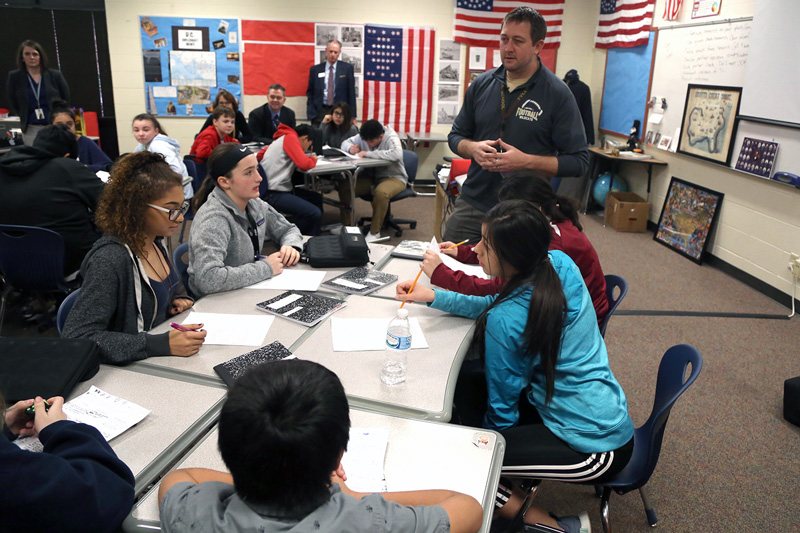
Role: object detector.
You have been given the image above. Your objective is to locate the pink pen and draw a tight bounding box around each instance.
[170,323,202,332]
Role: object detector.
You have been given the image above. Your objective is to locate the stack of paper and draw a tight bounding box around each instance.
[340,427,390,492]
[14,386,150,452]
[183,312,274,346]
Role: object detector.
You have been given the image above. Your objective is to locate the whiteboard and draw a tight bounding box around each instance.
[647,20,751,144]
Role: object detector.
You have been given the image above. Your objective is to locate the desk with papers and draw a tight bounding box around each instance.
[124,409,505,533]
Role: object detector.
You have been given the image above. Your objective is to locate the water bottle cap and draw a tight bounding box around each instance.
[396,309,409,318]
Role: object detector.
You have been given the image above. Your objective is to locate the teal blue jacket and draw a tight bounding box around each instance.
[431,250,633,453]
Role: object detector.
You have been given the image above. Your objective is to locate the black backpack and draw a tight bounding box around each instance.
[301,228,369,268]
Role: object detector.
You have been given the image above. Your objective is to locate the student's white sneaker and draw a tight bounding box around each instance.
[555,511,591,533]
[365,231,389,243]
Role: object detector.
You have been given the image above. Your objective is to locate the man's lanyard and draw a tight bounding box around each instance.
[27,73,42,107]
[245,209,260,261]
[500,85,528,139]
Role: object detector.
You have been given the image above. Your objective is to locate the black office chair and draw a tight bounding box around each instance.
[172,242,193,299]
[358,150,418,237]
[56,288,81,335]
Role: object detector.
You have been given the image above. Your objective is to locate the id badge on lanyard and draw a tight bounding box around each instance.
[27,74,44,120]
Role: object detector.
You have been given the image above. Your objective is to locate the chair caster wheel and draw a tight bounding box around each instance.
[410,222,417,229]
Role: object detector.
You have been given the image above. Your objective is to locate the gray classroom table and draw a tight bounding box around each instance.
[124,409,505,533]
[370,253,429,298]
[133,243,395,381]
[66,365,226,496]
[290,294,475,421]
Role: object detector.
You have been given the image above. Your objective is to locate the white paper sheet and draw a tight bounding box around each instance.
[13,386,150,451]
[340,427,389,492]
[438,250,491,280]
[152,86,177,98]
[183,312,273,346]
[331,317,429,351]
[244,270,326,291]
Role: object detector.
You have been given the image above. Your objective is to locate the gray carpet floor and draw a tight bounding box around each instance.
[5,187,799,531]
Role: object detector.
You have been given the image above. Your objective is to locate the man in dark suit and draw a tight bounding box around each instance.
[248,84,297,144]
[306,40,356,126]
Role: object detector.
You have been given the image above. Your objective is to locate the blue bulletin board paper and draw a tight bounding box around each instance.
[599,31,655,139]
[139,16,241,118]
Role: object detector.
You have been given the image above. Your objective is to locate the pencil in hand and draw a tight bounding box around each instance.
[445,239,469,250]
[400,269,424,309]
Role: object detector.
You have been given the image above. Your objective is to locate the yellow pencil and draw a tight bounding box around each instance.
[446,238,469,250]
[400,269,424,309]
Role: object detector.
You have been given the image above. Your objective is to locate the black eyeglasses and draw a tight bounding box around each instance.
[148,201,190,221]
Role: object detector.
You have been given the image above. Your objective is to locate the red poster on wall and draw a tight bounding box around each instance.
[241,20,316,97]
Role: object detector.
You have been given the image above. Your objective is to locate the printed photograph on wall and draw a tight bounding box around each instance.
[438,62,460,83]
[654,176,724,264]
[316,24,338,47]
[678,84,742,165]
[439,39,461,61]
[341,25,364,47]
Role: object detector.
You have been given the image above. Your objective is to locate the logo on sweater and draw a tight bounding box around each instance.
[516,99,543,122]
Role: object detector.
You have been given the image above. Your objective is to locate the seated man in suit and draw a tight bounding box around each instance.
[0,125,104,275]
[306,40,356,127]
[248,83,296,145]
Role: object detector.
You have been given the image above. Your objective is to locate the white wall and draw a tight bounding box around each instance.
[609,0,799,301]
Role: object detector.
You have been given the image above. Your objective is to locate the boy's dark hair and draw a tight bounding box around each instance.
[212,106,236,121]
[33,125,78,159]
[294,124,314,140]
[502,6,547,44]
[359,119,384,141]
[218,360,350,515]
[498,175,583,231]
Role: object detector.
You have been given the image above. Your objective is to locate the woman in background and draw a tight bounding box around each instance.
[63,151,206,364]
[132,113,193,199]
[50,100,112,172]
[6,39,70,146]
[320,101,358,149]
[198,89,252,143]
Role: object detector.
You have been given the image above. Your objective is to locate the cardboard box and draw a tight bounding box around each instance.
[604,192,649,232]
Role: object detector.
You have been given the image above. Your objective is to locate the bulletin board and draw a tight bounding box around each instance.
[598,31,655,140]
[139,16,241,117]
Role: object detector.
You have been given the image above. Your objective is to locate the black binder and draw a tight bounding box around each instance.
[0,337,100,403]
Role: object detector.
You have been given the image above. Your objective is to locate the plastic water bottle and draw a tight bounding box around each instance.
[381,309,411,385]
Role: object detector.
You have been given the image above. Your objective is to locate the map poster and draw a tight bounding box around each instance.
[169,51,216,87]
[678,84,741,166]
[654,177,724,265]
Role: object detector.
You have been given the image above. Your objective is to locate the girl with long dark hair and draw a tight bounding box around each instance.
[396,200,633,532]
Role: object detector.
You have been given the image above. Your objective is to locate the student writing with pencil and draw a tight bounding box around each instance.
[421,176,609,327]
[395,200,632,533]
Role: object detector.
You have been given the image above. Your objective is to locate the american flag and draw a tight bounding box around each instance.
[454,0,564,49]
[595,0,655,49]
[362,24,435,133]
[662,0,682,21]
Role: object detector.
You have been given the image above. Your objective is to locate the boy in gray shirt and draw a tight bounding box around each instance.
[158,360,482,533]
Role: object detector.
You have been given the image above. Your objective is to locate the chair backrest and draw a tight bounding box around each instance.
[403,150,418,184]
[183,157,205,194]
[56,289,81,334]
[0,225,68,292]
[172,242,191,296]
[614,344,703,490]
[599,274,628,337]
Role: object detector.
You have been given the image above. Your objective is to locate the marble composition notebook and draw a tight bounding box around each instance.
[256,291,347,327]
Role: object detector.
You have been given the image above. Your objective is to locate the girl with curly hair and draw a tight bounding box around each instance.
[63,151,206,364]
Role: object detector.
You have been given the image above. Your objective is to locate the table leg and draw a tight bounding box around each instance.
[347,169,359,226]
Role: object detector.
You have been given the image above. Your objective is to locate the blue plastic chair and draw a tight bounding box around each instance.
[594,344,703,532]
[172,242,192,298]
[508,344,703,533]
[0,225,71,335]
[358,150,419,237]
[56,289,81,334]
[600,274,629,337]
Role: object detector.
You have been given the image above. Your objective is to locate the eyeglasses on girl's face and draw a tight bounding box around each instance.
[147,201,189,221]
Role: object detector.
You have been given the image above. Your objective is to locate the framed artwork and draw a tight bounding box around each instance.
[735,137,779,179]
[678,84,741,165]
[654,177,724,264]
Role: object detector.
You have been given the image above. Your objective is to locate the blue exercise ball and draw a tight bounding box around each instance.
[592,172,628,205]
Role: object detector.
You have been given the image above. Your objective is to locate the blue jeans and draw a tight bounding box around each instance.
[263,189,322,236]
